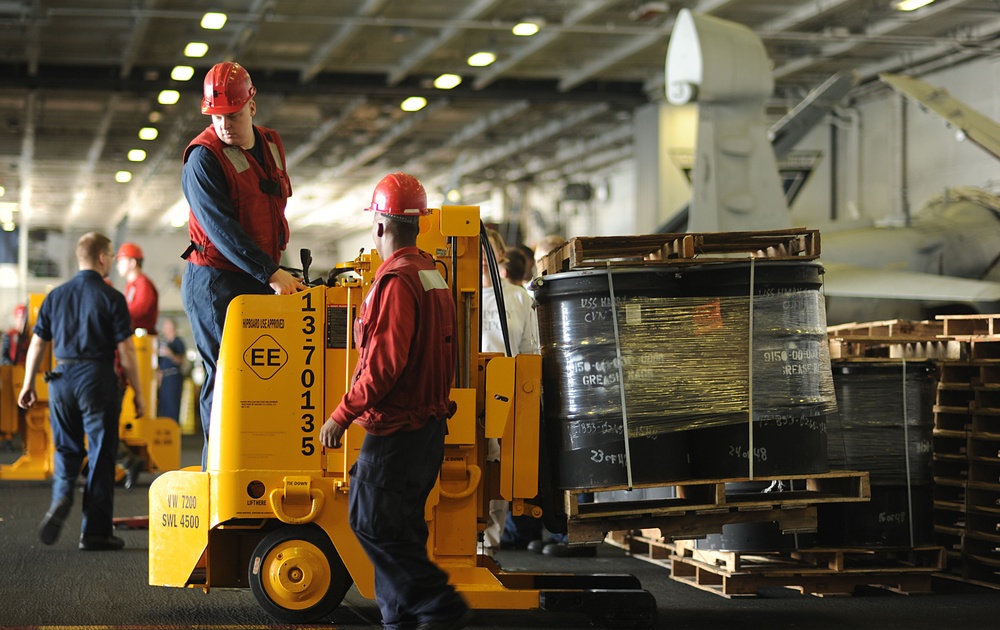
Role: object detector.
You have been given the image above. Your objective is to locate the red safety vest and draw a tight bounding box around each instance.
[183,125,292,272]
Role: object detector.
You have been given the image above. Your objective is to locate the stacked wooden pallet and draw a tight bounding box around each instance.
[535,227,820,276]
[566,470,869,545]
[606,530,944,597]
[826,318,960,360]
[932,314,1000,585]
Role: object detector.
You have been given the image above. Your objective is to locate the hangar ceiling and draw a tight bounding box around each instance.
[2,0,999,236]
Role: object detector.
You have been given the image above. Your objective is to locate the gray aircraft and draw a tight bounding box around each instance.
[666,9,1000,325]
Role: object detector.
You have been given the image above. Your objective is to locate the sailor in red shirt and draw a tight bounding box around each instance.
[320,173,472,630]
[115,242,159,334]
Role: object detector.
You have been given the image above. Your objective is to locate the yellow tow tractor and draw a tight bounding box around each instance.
[0,297,52,479]
[148,205,869,627]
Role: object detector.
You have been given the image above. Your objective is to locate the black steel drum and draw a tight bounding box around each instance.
[819,361,937,546]
[679,261,831,479]
[533,267,691,489]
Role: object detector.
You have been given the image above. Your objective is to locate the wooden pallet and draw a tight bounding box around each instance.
[564,470,870,544]
[668,544,944,598]
[828,319,944,338]
[938,314,1000,340]
[826,319,959,360]
[536,228,820,276]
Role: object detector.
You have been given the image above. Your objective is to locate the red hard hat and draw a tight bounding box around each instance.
[13,304,25,318]
[366,173,428,217]
[116,242,144,260]
[201,62,256,115]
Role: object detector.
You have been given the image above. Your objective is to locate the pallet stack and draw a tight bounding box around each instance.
[534,227,821,276]
[932,315,1000,585]
[607,530,944,598]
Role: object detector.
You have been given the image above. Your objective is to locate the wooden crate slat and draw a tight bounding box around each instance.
[537,228,821,276]
[668,546,943,598]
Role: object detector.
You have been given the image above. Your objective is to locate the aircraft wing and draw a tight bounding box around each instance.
[880,73,1000,162]
[822,262,1000,301]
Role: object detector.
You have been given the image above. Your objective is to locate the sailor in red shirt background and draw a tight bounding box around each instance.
[1,303,29,366]
[115,242,159,333]
[320,173,473,630]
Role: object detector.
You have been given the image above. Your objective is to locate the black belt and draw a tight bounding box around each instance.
[56,358,110,365]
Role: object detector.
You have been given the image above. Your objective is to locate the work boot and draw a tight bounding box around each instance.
[416,609,474,630]
[123,459,142,490]
[38,497,72,545]
[79,534,125,551]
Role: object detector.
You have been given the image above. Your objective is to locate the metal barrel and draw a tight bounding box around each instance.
[818,361,937,546]
[532,267,691,489]
[679,261,832,478]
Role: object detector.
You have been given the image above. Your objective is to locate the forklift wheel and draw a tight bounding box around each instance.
[249,525,353,623]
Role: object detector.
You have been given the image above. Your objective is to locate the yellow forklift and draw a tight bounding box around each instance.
[0,296,52,479]
[148,205,868,626]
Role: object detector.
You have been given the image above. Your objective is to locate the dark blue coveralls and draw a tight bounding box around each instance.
[35,269,133,539]
[350,418,468,629]
[180,135,279,468]
[156,335,186,422]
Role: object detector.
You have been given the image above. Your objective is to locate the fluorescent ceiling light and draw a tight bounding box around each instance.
[0,185,4,197]
[127,149,147,162]
[400,96,427,112]
[433,74,462,90]
[512,19,543,36]
[158,90,180,105]
[184,42,209,58]
[115,171,133,183]
[467,51,496,67]
[138,127,158,141]
[170,65,195,81]
[201,12,227,30]
[895,0,934,10]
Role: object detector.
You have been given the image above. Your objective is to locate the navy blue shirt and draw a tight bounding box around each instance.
[34,270,134,361]
[181,127,281,285]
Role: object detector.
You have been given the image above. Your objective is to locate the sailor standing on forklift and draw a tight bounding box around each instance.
[320,173,473,630]
[18,232,146,551]
[180,61,305,468]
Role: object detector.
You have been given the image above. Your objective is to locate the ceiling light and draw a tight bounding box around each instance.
[115,171,133,183]
[184,42,209,58]
[138,127,158,141]
[400,96,427,112]
[158,90,180,105]
[446,188,462,203]
[467,51,496,67]
[170,65,195,81]
[433,74,462,90]
[895,0,934,10]
[512,18,544,37]
[200,12,227,30]
[1,222,13,232]
[149,111,163,123]
[127,149,147,162]
[0,185,4,197]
